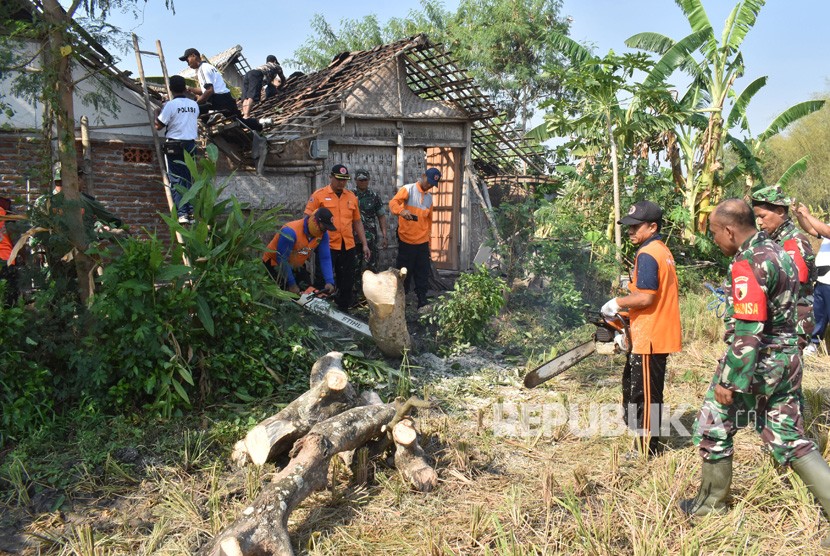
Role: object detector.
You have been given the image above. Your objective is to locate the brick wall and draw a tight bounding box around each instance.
[0,132,171,244]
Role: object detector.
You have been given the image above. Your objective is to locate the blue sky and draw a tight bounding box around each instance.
[101,0,829,133]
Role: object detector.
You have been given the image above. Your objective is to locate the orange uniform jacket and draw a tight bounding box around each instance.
[628,238,681,354]
[389,182,433,245]
[304,185,361,251]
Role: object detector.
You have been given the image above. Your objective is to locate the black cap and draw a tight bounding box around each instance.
[330,164,350,180]
[314,207,337,231]
[618,200,663,225]
[266,55,278,64]
[179,48,200,61]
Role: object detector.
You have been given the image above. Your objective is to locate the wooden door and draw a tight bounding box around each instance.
[426,147,461,270]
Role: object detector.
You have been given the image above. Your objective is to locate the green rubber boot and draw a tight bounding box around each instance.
[679,457,732,516]
[791,451,830,549]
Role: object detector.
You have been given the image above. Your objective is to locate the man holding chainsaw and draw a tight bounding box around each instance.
[681,199,830,550]
[263,208,337,295]
[601,200,681,457]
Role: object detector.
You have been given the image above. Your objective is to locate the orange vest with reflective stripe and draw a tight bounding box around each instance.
[304,185,360,251]
[263,219,322,268]
[628,238,681,354]
[389,182,433,244]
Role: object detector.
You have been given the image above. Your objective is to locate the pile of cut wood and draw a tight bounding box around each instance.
[206,351,437,556]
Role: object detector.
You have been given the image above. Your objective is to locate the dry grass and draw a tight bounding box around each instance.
[3,296,830,555]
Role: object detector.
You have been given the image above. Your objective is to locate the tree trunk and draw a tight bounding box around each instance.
[240,363,359,466]
[608,114,622,265]
[204,404,398,556]
[363,268,410,357]
[42,0,94,303]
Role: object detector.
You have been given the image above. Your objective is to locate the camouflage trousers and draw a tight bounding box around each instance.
[692,347,817,465]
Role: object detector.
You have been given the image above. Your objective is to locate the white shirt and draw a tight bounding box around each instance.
[816,238,830,285]
[158,96,199,140]
[197,62,230,95]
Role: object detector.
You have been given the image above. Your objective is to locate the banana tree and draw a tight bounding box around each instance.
[627,0,766,236]
[534,34,661,262]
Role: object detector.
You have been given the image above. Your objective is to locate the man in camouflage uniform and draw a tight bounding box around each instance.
[352,169,388,295]
[751,184,816,350]
[681,199,830,549]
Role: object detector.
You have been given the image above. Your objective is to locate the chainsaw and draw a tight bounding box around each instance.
[293,287,373,338]
[523,310,630,388]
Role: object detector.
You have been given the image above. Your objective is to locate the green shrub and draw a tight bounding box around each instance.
[0,282,55,447]
[424,264,507,348]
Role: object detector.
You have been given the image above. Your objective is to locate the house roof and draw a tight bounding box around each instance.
[179,45,249,79]
[250,35,545,175]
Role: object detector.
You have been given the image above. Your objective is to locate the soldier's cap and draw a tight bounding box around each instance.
[330,164,350,180]
[618,200,663,225]
[425,168,441,186]
[314,207,337,232]
[355,169,370,181]
[750,184,791,207]
[178,48,200,61]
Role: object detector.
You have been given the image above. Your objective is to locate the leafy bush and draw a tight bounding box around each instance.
[424,264,507,348]
[69,146,315,416]
[0,282,54,447]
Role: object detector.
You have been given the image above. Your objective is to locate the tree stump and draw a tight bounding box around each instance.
[363,268,411,356]
[393,418,438,492]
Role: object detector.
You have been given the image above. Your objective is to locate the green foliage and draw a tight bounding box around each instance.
[0,283,54,447]
[68,149,314,416]
[424,265,507,348]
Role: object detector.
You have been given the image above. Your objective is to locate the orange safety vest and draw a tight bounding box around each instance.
[263,218,322,268]
[628,238,681,354]
[304,185,361,251]
[389,182,433,245]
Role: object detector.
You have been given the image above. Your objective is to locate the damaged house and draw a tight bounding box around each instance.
[209,34,546,271]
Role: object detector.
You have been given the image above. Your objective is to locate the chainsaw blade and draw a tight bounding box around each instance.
[523,340,596,388]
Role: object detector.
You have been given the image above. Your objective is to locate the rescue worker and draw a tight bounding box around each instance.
[155,74,199,224]
[263,208,336,295]
[750,184,816,351]
[683,199,830,550]
[389,168,440,308]
[352,169,388,294]
[793,202,830,354]
[601,200,681,457]
[304,165,370,311]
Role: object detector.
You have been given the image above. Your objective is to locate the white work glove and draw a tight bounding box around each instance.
[601,297,621,318]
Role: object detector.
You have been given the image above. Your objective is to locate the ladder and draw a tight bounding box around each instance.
[131,34,188,253]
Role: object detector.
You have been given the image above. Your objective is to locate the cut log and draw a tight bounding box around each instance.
[309,351,344,388]
[243,367,359,466]
[363,268,411,357]
[393,418,438,492]
[204,403,398,556]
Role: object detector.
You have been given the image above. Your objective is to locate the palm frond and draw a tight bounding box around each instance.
[625,32,675,55]
[675,0,717,56]
[725,134,763,179]
[758,100,826,142]
[549,33,595,67]
[726,0,766,52]
[726,75,767,130]
[643,29,709,88]
[776,155,809,188]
